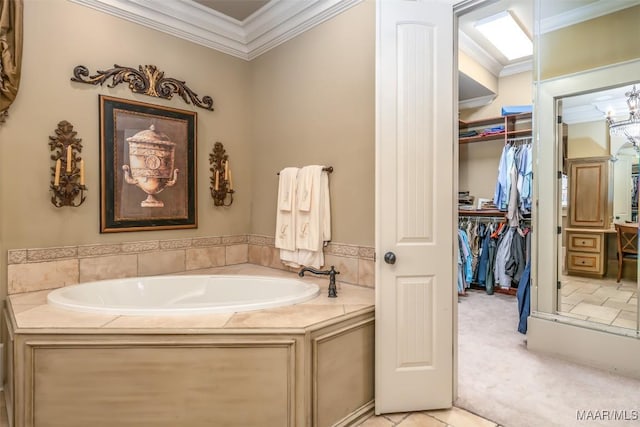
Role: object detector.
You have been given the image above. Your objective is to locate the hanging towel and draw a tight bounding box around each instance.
[275,167,299,251]
[295,165,326,251]
[279,166,331,269]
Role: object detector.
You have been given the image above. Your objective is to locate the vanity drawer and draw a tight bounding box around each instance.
[567,232,602,253]
[567,251,602,274]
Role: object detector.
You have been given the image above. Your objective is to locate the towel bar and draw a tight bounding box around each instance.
[277,166,333,175]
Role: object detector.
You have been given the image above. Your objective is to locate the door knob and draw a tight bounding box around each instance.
[384,252,396,265]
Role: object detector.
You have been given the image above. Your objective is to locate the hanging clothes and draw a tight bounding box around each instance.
[517,262,531,334]
[493,139,533,216]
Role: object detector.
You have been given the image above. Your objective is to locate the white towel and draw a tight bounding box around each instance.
[295,165,323,251]
[277,166,331,269]
[275,167,299,251]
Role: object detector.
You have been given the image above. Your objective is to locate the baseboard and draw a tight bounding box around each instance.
[334,400,375,426]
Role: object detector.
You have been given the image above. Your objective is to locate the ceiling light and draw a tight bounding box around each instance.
[607,85,640,144]
[475,11,532,61]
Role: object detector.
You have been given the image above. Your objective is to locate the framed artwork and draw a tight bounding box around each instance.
[99,95,197,232]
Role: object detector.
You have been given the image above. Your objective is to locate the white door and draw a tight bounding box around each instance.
[375,0,455,414]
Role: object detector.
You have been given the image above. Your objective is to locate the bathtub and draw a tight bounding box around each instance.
[5,266,374,426]
[46,275,320,315]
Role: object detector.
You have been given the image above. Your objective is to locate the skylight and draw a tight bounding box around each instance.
[474,11,532,61]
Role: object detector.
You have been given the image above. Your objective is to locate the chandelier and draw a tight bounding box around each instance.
[607,85,640,143]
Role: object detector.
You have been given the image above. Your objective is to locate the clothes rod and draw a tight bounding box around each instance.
[277,166,333,175]
[506,137,533,142]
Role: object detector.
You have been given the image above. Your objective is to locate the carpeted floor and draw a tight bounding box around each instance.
[456,289,640,427]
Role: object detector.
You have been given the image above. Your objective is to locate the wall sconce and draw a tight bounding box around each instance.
[209,141,234,206]
[49,120,86,207]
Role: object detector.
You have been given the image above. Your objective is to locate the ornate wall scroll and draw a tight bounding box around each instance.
[72,64,214,111]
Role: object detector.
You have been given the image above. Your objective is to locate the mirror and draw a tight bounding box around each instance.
[556,83,639,330]
[534,0,640,334]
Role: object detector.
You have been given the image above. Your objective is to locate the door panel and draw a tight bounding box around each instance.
[375,0,454,414]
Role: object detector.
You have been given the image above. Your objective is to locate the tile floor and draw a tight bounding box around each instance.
[558,274,638,329]
[358,407,501,427]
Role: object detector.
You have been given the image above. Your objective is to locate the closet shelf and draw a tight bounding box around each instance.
[458,209,505,217]
[459,112,532,144]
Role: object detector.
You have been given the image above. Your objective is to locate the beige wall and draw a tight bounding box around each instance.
[459,72,532,201]
[0,0,252,301]
[248,1,375,246]
[567,120,609,158]
[0,0,375,302]
[458,51,498,96]
[539,5,640,81]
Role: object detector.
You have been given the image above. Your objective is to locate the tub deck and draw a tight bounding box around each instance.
[3,264,375,427]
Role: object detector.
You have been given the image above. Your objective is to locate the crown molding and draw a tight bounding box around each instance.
[539,0,638,34]
[458,30,502,77]
[69,0,361,61]
[500,59,532,77]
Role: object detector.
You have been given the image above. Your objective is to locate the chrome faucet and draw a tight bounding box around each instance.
[298,265,340,298]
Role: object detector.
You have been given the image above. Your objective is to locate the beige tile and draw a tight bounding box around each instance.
[611,317,637,329]
[186,246,225,270]
[570,302,620,323]
[358,258,375,287]
[562,292,607,305]
[302,283,374,306]
[382,412,409,423]
[560,311,588,321]
[9,289,51,305]
[79,254,138,282]
[78,243,122,257]
[616,310,637,321]
[344,304,374,314]
[27,246,77,262]
[225,304,345,328]
[358,415,394,427]
[14,304,115,328]
[226,244,248,265]
[567,281,601,294]
[426,407,497,427]
[248,244,262,265]
[104,313,233,329]
[8,259,79,294]
[559,303,575,313]
[264,245,284,270]
[10,304,40,314]
[159,238,193,250]
[398,413,446,427]
[324,254,358,284]
[592,287,633,302]
[138,250,186,276]
[7,249,27,264]
[603,299,638,312]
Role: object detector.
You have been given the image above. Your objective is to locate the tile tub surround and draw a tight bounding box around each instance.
[248,235,375,288]
[4,265,374,427]
[7,235,376,295]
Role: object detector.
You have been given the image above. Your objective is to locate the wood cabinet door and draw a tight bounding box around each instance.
[568,158,609,228]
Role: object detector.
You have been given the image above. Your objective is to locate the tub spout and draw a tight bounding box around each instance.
[298,266,339,298]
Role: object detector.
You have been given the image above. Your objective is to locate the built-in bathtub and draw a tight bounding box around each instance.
[2,265,375,427]
[46,275,320,315]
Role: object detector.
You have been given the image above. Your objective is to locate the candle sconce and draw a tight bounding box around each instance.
[49,120,87,207]
[209,141,234,207]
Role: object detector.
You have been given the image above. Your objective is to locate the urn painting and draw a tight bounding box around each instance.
[122,124,179,208]
[100,96,197,232]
